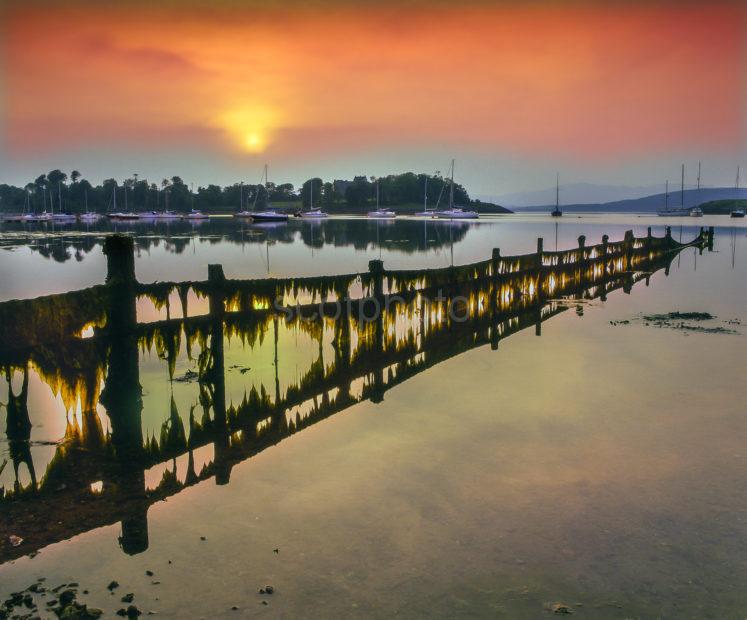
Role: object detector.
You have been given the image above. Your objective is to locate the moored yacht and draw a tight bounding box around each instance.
[299,181,328,218]
[730,167,744,218]
[435,207,479,219]
[658,164,691,217]
[367,179,395,218]
[433,160,479,219]
[184,209,209,220]
[300,209,329,219]
[247,165,289,222]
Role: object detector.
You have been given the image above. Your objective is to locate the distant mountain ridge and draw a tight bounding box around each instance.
[481,182,670,208]
[510,187,745,213]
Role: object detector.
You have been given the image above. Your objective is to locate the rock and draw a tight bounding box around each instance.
[273,549,279,554]
[59,602,102,619]
[121,593,135,603]
[59,589,77,606]
[551,602,573,614]
[146,571,154,576]
[261,600,268,606]
[126,604,142,618]
[107,581,120,591]
[200,536,206,541]
[68,582,79,588]
[23,593,34,607]
[231,605,239,610]
[9,534,23,547]
[264,586,274,595]
[116,610,128,617]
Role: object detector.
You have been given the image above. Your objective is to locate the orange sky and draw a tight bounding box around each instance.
[1,0,745,193]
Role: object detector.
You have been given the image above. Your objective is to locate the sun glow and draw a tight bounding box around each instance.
[216,106,277,153]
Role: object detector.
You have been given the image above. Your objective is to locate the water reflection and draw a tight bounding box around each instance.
[0,218,471,264]
[0,229,709,562]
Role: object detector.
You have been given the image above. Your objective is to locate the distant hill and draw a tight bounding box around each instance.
[481,182,671,208]
[513,187,746,213]
[698,199,747,215]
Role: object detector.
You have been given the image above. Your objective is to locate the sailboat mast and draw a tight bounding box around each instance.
[449,159,455,208]
[556,173,560,210]
[58,181,62,214]
[665,180,669,209]
[424,176,428,212]
[737,166,741,192]
[680,164,685,208]
[310,178,313,211]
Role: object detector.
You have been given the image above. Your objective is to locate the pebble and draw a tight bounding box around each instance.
[121,593,135,603]
[108,581,120,591]
[265,586,274,595]
[146,571,154,577]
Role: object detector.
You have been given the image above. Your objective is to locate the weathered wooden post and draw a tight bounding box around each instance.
[207,264,226,317]
[534,237,544,336]
[98,236,148,552]
[601,234,609,276]
[707,226,714,252]
[103,235,137,334]
[206,264,231,485]
[490,248,501,350]
[623,230,634,271]
[368,259,386,402]
[665,226,672,246]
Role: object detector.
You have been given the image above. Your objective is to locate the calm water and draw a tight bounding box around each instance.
[1,215,745,618]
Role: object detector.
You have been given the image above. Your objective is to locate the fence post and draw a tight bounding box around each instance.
[103,235,137,334]
[368,259,384,299]
[601,234,609,275]
[577,235,587,277]
[536,238,544,303]
[492,248,501,277]
[623,230,634,271]
[207,264,226,317]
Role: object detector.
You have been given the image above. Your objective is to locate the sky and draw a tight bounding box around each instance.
[1,0,745,198]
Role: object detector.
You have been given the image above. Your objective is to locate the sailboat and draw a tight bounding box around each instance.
[79,190,101,222]
[367,180,396,218]
[731,166,744,218]
[109,182,140,220]
[551,173,562,217]
[657,165,690,216]
[52,181,76,222]
[300,180,328,218]
[248,165,289,222]
[414,173,437,217]
[183,182,208,219]
[434,160,478,219]
[234,182,253,219]
[689,161,703,217]
[17,189,47,222]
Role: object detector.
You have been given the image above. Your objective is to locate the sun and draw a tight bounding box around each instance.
[244,132,264,153]
[217,105,277,154]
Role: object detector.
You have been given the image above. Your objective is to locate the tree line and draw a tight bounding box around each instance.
[0,170,473,214]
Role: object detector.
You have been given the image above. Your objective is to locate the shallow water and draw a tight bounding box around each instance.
[0,215,745,618]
